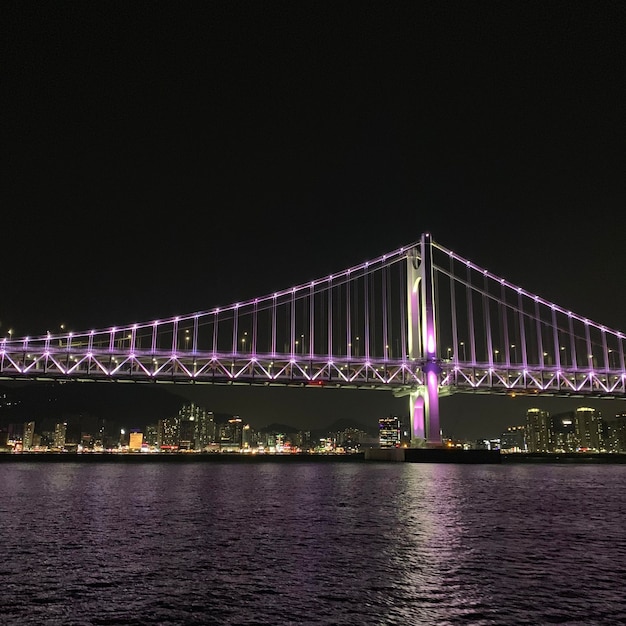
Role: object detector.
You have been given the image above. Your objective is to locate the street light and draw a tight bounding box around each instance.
[609,349,616,369]
[494,349,500,363]
[510,344,517,363]
[447,347,452,360]
[460,341,466,362]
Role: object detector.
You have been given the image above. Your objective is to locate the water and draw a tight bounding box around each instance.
[1,460,625,625]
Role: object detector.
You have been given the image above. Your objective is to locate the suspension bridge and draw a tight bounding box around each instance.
[2,233,625,447]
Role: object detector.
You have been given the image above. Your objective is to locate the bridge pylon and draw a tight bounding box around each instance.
[407,232,442,448]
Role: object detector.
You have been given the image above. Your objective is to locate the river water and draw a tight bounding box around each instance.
[1,460,625,625]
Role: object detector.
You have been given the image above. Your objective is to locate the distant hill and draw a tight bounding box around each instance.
[257,417,377,438]
[0,382,380,437]
[0,381,188,429]
[314,417,378,439]
[257,422,299,434]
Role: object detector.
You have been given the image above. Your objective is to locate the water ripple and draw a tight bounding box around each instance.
[0,461,625,624]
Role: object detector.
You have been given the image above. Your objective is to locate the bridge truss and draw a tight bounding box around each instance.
[2,233,625,444]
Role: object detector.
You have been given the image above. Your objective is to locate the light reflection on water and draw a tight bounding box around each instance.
[1,461,625,625]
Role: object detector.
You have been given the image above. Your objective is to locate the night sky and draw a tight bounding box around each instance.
[3,2,625,439]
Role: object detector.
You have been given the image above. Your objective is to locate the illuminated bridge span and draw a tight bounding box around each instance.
[2,233,625,447]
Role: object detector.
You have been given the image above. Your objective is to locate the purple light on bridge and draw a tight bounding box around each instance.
[427,334,435,355]
[413,394,425,440]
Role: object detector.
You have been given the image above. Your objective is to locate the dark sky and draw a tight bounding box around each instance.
[2,2,625,439]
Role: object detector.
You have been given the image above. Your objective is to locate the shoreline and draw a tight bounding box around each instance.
[2,450,626,464]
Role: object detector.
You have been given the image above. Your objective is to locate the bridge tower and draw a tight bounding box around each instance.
[406,232,442,447]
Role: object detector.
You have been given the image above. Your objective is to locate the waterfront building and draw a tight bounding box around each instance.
[293,430,314,451]
[525,408,550,452]
[179,418,196,450]
[335,427,370,452]
[195,410,216,450]
[144,423,158,447]
[219,416,243,451]
[378,416,401,448]
[475,438,500,450]
[176,403,216,450]
[129,431,143,451]
[550,412,578,452]
[158,417,179,451]
[54,422,67,450]
[604,412,626,453]
[500,426,526,452]
[575,407,603,451]
[23,421,35,450]
[242,423,258,450]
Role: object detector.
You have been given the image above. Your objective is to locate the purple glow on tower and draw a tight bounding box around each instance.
[413,394,425,440]
[427,370,440,443]
[427,334,435,355]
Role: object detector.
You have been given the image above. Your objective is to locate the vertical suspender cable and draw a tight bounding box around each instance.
[585,321,593,369]
[449,255,458,364]
[172,318,179,354]
[271,295,277,356]
[552,308,561,370]
[467,265,476,364]
[192,316,198,354]
[309,282,314,356]
[501,283,510,366]
[364,265,370,361]
[252,300,258,355]
[483,273,493,366]
[232,306,238,356]
[601,329,609,372]
[328,277,333,360]
[212,311,218,355]
[400,262,407,360]
[517,292,527,368]
[568,314,577,369]
[346,271,351,359]
[535,300,544,368]
[382,263,389,360]
[291,288,296,359]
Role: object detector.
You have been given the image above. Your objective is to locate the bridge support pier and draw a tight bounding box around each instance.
[410,363,441,447]
[408,232,443,448]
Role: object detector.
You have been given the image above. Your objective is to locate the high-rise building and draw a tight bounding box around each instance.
[379,416,401,448]
[219,416,243,451]
[23,421,35,450]
[551,412,577,452]
[604,413,626,453]
[241,424,256,450]
[129,431,143,451]
[525,408,550,452]
[178,403,216,450]
[575,407,603,451]
[158,417,179,450]
[54,422,67,449]
[500,425,526,451]
[144,424,159,447]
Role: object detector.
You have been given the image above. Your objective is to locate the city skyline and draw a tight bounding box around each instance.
[1,380,622,444]
[4,382,622,453]
[2,3,625,440]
